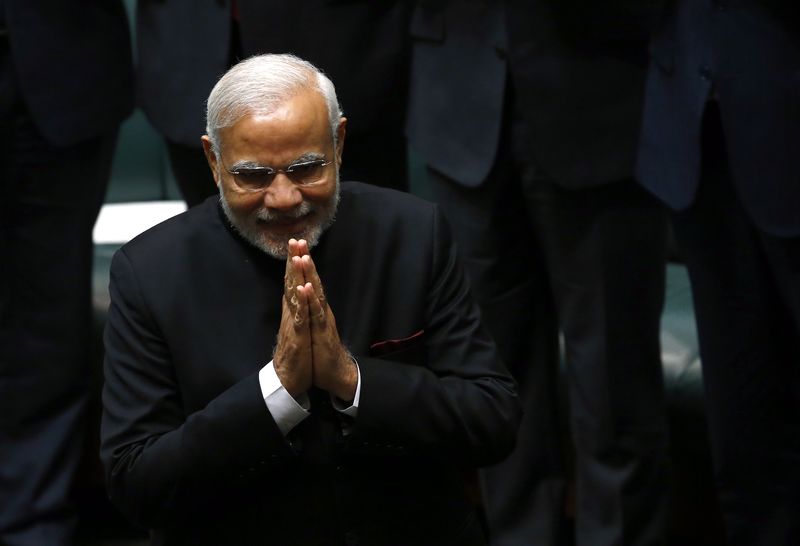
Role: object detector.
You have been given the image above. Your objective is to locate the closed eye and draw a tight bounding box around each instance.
[231,168,274,188]
[285,159,331,184]
[286,160,325,174]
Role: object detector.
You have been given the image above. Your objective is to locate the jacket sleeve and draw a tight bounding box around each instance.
[348,206,522,467]
[100,249,295,527]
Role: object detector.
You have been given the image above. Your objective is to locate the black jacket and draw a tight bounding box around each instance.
[101,182,521,546]
[406,0,665,187]
[3,0,134,146]
[637,0,800,236]
[137,0,410,147]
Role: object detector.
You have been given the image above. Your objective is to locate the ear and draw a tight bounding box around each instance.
[201,136,221,186]
[335,117,347,166]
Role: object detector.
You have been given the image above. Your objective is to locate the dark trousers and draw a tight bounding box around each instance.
[427,115,670,546]
[672,104,800,546]
[0,40,117,546]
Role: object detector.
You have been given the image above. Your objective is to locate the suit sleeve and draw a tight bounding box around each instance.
[100,249,295,527]
[350,206,522,467]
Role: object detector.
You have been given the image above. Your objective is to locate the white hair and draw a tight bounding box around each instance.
[205,53,343,154]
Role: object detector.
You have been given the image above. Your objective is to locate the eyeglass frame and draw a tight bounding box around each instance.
[221,156,335,194]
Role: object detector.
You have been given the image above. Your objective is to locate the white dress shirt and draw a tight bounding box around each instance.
[258,360,361,436]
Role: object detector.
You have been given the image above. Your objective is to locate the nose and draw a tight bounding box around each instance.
[262,173,303,211]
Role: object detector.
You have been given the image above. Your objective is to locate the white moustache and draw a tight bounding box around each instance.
[254,201,314,223]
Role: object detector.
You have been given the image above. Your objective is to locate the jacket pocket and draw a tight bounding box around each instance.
[369,330,426,364]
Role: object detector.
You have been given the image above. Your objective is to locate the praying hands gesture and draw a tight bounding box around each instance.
[273,239,358,402]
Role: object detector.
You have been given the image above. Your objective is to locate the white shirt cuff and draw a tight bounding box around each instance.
[258,361,310,436]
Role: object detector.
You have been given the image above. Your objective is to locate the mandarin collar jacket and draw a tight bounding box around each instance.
[101,182,520,546]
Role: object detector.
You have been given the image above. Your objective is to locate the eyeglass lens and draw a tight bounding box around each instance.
[232,161,329,191]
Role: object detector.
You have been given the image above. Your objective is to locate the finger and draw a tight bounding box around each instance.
[292,255,308,287]
[296,238,310,257]
[284,255,307,304]
[293,284,311,330]
[301,254,327,310]
[275,283,313,396]
[284,239,304,293]
[276,292,297,354]
[288,238,303,258]
[283,263,296,308]
[304,282,328,329]
[284,243,297,296]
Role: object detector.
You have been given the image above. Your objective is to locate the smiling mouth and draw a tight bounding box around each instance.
[259,213,312,233]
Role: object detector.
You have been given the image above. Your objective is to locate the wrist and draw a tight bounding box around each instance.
[332,351,358,402]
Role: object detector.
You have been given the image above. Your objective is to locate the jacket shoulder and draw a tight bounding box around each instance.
[116,198,222,268]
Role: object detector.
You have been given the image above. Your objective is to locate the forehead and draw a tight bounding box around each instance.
[218,89,331,163]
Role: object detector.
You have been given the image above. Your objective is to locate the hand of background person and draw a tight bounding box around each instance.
[295,241,358,403]
[273,239,313,397]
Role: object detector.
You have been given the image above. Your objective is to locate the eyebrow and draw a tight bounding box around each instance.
[229,152,326,171]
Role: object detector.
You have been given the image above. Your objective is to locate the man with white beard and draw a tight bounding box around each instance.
[100,53,520,546]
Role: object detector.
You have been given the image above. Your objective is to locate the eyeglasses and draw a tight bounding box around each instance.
[224,158,333,193]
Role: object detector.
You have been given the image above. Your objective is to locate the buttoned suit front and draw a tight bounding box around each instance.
[101,182,521,546]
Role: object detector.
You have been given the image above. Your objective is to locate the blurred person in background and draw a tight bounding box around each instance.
[0,1,134,545]
[637,1,800,543]
[407,1,670,544]
[137,0,411,206]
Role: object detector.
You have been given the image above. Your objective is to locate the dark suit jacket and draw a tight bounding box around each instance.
[137,0,410,148]
[3,0,134,146]
[636,0,800,236]
[100,182,521,546]
[406,0,665,188]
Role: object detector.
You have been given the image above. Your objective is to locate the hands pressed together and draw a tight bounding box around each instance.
[273,238,358,403]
